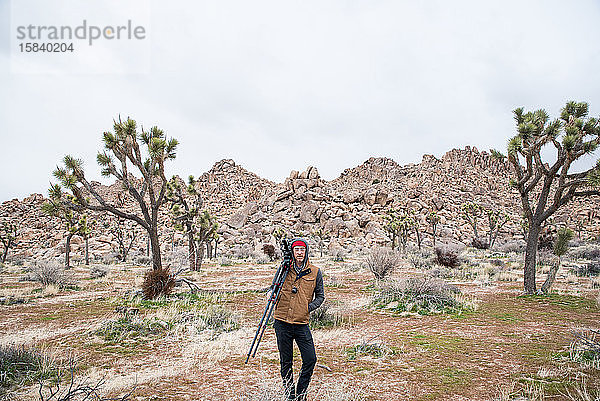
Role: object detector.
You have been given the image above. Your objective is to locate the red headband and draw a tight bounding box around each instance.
[291,240,306,248]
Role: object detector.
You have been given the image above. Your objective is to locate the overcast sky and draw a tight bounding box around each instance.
[1,0,600,202]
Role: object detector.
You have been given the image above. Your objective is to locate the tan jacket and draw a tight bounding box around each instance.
[273,262,320,324]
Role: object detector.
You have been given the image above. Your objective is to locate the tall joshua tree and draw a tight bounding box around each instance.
[51,117,178,272]
[504,101,600,294]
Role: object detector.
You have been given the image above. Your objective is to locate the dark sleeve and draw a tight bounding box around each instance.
[308,269,325,312]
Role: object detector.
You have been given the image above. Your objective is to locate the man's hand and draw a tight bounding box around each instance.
[265,289,274,301]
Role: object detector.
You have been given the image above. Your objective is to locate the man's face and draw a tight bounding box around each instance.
[293,246,306,264]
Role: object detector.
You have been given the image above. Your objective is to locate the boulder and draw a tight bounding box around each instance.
[227,201,257,229]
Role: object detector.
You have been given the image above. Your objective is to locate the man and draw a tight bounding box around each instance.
[271,238,324,401]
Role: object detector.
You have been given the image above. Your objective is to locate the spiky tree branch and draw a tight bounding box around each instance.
[50,117,178,272]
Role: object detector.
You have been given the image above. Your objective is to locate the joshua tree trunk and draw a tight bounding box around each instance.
[187,235,197,270]
[84,236,89,265]
[206,241,213,259]
[540,257,560,294]
[65,232,74,268]
[523,224,542,293]
[194,242,205,271]
[149,226,162,270]
[1,244,8,263]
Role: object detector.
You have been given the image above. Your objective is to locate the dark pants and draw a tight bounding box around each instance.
[273,319,317,400]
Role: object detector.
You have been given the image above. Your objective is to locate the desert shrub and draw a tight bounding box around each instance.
[325,276,345,288]
[232,244,252,259]
[0,344,57,391]
[0,295,26,305]
[373,278,475,315]
[572,261,600,277]
[101,252,120,265]
[27,260,73,288]
[90,264,109,279]
[569,244,600,261]
[497,271,520,282]
[569,329,600,370]
[309,301,351,330]
[219,257,233,267]
[165,248,188,268]
[345,338,396,360]
[5,255,25,266]
[365,248,401,280]
[94,315,171,343]
[498,240,526,254]
[252,252,270,265]
[434,244,461,267]
[141,268,175,300]
[406,248,433,270]
[198,305,240,333]
[262,244,276,261]
[471,237,490,250]
[332,248,346,262]
[133,254,151,266]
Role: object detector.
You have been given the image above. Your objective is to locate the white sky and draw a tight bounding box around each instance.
[1,0,600,201]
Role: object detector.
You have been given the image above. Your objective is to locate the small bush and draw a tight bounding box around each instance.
[252,252,270,265]
[90,265,109,279]
[498,240,526,254]
[133,254,152,266]
[101,252,120,265]
[262,244,276,261]
[373,278,475,315]
[365,248,401,280]
[332,248,346,262]
[198,305,240,333]
[141,268,175,300]
[592,277,600,289]
[309,301,351,330]
[497,271,520,282]
[0,296,26,305]
[435,245,461,267]
[471,237,490,250]
[569,244,600,260]
[219,257,233,267]
[345,339,396,360]
[232,244,252,259]
[0,344,56,390]
[95,315,171,343]
[406,248,433,270]
[569,329,600,370]
[27,260,74,288]
[572,261,600,277]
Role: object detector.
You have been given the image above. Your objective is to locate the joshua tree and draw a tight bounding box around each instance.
[384,208,414,251]
[50,117,178,272]
[311,227,330,257]
[42,185,90,268]
[484,208,510,250]
[426,210,440,247]
[166,175,218,270]
[166,175,203,270]
[0,221,18,264]
[505,101,600,294]
[540,227,573,294]
[461,202,484,244]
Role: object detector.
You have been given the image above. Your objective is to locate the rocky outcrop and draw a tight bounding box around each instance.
[2,147,599,262]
